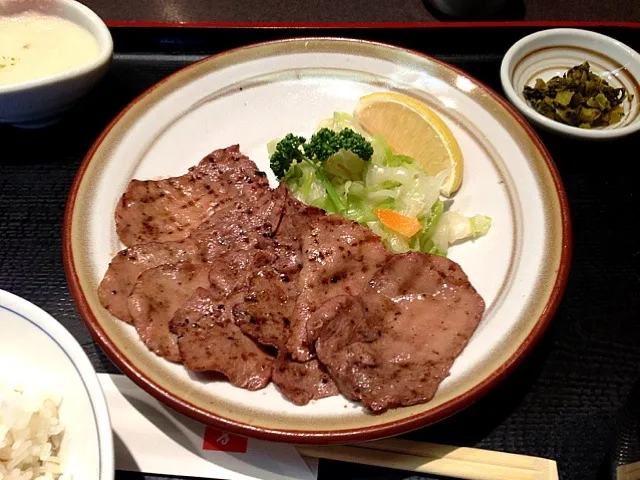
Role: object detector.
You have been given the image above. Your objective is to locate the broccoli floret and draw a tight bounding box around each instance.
[335,128,374,161]
[269,128,373,213]
[270,133,306,179]
[304,128,338,162]
[305,127,373,162]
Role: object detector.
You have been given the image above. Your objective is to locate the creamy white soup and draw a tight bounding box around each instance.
[0,11,100,86]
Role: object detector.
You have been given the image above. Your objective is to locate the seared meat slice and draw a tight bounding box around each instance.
[190,186,286,257]
[204,192,308,349]
[170,288,273,390]
[272,354,338,405]
[98,238,200,324]
[271,193,324,276]
[205,245,296,349]
[228,193,321,349]
[208,249,273,297]
[128,262,211,361]
[312,253,485,412]
[115,145,270,247]
[232,262,298,349]
[287,213,388,361]
[98,187,285,324]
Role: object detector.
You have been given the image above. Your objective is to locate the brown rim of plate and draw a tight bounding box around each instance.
[63,37,573,445]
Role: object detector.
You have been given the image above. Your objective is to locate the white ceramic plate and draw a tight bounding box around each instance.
[64,38,571,444]
[0,289,113,478]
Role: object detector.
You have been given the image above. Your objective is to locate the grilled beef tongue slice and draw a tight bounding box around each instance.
[312,252,485,412]
[272,353,338,406]
[115,145,270,247]
[128,262,211,362]
[287,209,388,361]
[170,287,273,391]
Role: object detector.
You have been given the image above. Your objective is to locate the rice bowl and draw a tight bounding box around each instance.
[0,289,113,480]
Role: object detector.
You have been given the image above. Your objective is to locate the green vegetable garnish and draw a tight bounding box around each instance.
[269,128,373,213]
[522,61,633,129]
[268,113,491,256]
[269,133,306,179]
[305,128,374,162]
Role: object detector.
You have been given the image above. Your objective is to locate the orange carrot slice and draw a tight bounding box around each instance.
[374,208,422,237]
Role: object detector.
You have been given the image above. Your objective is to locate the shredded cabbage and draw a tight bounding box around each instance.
[273,112,491,255]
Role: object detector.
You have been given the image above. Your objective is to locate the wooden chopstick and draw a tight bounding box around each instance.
[617,460,640,480]
[298,438,559,480]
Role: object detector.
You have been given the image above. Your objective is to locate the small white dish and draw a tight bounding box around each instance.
[500,28,640,140]
[0,0,113,128]
[0,289,114,480]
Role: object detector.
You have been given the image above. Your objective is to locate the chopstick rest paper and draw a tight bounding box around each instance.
[98,373,318,480]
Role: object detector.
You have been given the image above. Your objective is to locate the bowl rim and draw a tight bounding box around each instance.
[500,27,640,139]
[0,0,113,95]
[0,288,114,480]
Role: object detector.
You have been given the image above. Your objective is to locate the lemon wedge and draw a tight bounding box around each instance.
[354,92,463,196]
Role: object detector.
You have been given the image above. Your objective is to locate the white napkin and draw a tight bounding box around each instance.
[98,373,318,480]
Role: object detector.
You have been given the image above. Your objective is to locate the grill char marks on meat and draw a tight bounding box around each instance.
[208,249,272,298]
[190,186,286,257]
[228,195,310,348]
[98,238,200,324]
[205,203,339,402]
[311,252,485,412]
[272,354,338,405]
[232,266,297,349]
[204,246,295,350]
[170,288,273,390]
[98,186,284,324]
[115,145,270,247]
[271,192,324,277]
[191,192,309,351]
[288,212,388,361]
[127,262,211,361]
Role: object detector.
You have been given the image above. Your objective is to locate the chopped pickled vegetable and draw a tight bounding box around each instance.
[522,62,633,129]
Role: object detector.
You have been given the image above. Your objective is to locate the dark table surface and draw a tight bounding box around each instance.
[80,0,640,24]
[2,23,640,480]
